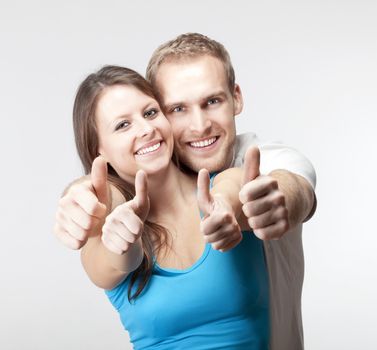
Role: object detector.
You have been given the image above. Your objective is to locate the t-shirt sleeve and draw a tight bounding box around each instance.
[235,133,316,189]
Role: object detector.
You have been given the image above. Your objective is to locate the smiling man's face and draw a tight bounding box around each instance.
[154,55,243,172]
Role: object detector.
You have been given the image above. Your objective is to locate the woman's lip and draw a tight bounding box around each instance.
[135,140,162,154]
[135,141,163,156]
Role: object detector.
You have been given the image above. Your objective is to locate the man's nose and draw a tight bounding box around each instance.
[189,108,212,134]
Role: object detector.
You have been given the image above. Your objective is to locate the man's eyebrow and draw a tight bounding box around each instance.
[163,101,185,110]
[200,91,227,103]
[163,91,227,110]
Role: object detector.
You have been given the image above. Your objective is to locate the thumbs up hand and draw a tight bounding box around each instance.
[197,169,242,252]
[239,146,289,240]
[54,156,110,249]
[101,170,150,255]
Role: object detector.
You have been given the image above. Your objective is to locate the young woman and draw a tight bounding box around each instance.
[73,65,269,349]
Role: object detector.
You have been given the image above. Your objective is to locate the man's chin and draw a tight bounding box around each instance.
[179,156,229,174]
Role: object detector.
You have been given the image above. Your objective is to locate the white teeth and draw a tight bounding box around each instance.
[190,137,216,148]
[136,142,161,155]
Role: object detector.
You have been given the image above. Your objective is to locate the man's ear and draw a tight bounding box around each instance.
[233,84,243,116]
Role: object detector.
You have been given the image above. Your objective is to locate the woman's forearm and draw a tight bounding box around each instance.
[81,230,144,290]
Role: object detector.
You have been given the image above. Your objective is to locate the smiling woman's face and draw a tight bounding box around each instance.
[96,84,174,184]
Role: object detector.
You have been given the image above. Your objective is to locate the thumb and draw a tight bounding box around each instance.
[242,146,260,185]
[91,156,109,206]
[132,170,150,221]
[197,169,213,217]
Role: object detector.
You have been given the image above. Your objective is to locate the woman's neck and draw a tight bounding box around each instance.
[146,163,197,222]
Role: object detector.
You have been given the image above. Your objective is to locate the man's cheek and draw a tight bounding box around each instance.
[171,127,183,142]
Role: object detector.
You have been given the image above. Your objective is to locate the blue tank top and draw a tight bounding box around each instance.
[105,176,270,349]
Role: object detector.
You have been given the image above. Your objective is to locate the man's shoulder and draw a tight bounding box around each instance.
[234,132,261,161]
[234,132,316,189]
[235,132,283,151]
[236,132,260,146]
[234,132,283,166]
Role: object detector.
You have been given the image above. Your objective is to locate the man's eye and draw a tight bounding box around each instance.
[144,108,158,118]
[115,121,130,131]
[207,98,219,105]
[172,106,184,113]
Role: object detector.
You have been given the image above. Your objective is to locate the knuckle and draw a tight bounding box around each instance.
[81,218,94,231]
[249,217,259,229]
[273,193,285,206]
[102,227,111,239]
[239,188,252,203]
[232,221,240,231]
[113,205,125,217]
[128,234,136,244]
[75,228,88,241]
[254,229,268,240]
[270,178,278,189]
[122,241,130,253]
[55,209,64,222]
[58,196,70,208]
[266,178,278,192]
[86,201,100,215]
[200,221,207,235]
[223,212,232,223]
[105,214,116,226]
[248,218,254,229]
[278,207,288,220]
[281,219,290,232]
[283,207,289,218]
[70,239,83,250]
[242,204,252,218]
[136,224,144,238]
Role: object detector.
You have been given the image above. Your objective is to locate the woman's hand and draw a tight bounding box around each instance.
[197,169,242,252]
[53,156,110,249]
[101,170,150,255]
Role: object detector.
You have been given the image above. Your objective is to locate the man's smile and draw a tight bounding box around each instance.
[188,136,218,148]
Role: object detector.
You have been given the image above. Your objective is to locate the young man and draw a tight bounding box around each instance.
[55,33,316,350]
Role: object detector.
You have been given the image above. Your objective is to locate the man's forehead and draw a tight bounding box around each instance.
[155,56,229,105]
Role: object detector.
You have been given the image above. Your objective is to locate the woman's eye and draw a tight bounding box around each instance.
[144,108,158,118]
[115,121,130,131]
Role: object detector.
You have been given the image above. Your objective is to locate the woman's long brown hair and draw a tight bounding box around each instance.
[73,65,169,301]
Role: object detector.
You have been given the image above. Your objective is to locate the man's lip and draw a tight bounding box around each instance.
[135,140,162,154]
[186,136,219,147]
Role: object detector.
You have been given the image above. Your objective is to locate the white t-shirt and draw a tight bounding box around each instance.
[232,132,316,350]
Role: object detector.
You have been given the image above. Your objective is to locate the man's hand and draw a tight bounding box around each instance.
[239,146,289,240]
[53,156,109,249]
[101,170,150,255]
[197,169,242,252]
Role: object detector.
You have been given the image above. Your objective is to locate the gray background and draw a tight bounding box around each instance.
[1,1,376,349]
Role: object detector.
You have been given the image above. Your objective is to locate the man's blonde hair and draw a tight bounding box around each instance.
[146,33,235,93]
